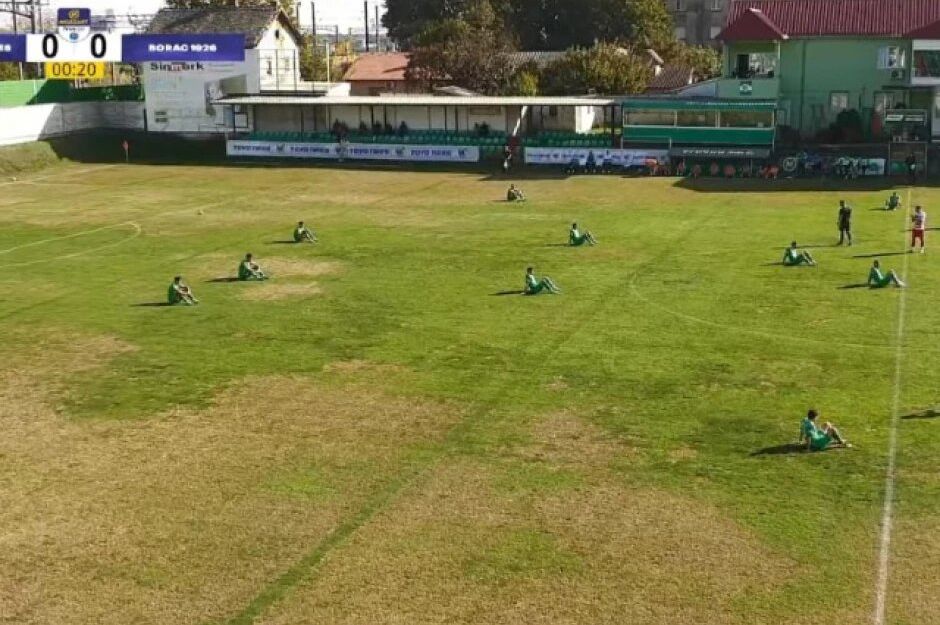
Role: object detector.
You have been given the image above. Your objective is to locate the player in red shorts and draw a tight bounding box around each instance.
[911,205,927,254]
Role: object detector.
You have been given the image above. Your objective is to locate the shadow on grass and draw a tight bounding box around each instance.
[839,283,871,289]
[491,289,524,296]
[852,251,908,258]
[544,243,570,247]
[751,443,806,456]
[768,243,839,250]
[901,408,940,420]
[131,302,173,307]
[268,240,299,245]
[206,277,240,283]
[762,261,784,266]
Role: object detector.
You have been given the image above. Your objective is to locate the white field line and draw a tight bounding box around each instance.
[0,164,118,187]
[872,188,914,625]
[6,222,141,268]
[0,200,228,261]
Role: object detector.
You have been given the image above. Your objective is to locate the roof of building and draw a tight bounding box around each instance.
[215,94,618,107]
[343,53,410,82]
[646,65,696,93]
[721,0,940,40]
[146,7,300,48]
[622,97,778,111]
[507,51,567,69]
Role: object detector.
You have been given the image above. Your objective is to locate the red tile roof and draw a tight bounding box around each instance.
[343,53,410,82]
[722,0,940,40]
[646,65,696,93]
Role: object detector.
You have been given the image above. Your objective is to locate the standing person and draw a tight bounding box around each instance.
[837,200,853,246]
[906,153,918,185]
[911,205,927,254]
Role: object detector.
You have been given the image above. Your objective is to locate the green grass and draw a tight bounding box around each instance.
[2,162,939,625]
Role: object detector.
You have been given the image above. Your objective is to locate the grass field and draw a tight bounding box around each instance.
[2,161,940,625]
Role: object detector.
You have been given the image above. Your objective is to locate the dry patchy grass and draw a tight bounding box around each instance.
[0,341,459,625]
[257,458,796,625]
[238,282,322,301]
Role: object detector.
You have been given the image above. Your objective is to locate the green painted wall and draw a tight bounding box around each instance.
[724,38,911,137]
[623,126,775,145]
[0,80,143,108]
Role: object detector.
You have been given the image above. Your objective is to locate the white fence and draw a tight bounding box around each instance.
[0,102,146,147]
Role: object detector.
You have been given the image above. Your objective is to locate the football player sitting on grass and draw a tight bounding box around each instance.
[507,184,526,202]
[167,276,198,306]
[238,253,268,281]
[782,241,816,266]
[293,221,317,243]
[524,267,561,295]
[886,192,901,211]
[800,409,851,451]
[569,222,598,246]
[867,259,905,288]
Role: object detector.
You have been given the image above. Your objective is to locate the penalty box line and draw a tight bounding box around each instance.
[873,187,914,625]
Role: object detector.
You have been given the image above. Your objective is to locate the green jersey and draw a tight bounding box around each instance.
[801,418,831,451]
[525,273,538,291]
[238,261,254,280]
[869,267,890,287]
[168,283,181,304]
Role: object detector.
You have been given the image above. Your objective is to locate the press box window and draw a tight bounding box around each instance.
[878,46,906,70]
[830,92,849,114]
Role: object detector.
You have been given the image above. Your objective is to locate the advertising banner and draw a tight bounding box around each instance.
[227,141,481,163]
[0,35,26,62]
[524,147,668,167]
[144,61,253,133]
[123,34,246,63]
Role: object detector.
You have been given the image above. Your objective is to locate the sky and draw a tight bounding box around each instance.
[42,0,386,30]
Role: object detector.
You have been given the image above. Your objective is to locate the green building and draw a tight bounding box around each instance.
[717,0,940,139]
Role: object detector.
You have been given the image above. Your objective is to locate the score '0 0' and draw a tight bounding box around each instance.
[40,33,108,59]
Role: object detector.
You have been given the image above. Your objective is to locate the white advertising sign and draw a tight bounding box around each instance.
[227,141,481,163]
[143,61,256,133]
[525,147,669,167]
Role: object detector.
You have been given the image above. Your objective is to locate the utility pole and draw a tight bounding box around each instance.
[363,1,369,52]
[310,1,316,38]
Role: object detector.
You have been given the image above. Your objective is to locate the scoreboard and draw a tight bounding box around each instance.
[0,8,244,71]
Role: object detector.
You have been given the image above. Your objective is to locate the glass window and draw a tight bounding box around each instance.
[878,46,906,70]
[913,49,940,78]
[719,110,773,127]
[830,92,849,113]
[676,0,686,11]
[874,92,899,114]
[674,26,686,41]
[624,109,676,126]
[710,26,722,39]
[676,110,717,127]
[711,0,722,10]
[733,52,776,78]
[265,58,273,76]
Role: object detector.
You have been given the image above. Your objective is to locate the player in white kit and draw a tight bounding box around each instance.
[911,205,927,254]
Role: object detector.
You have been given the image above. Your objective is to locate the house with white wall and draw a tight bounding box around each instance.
[141,7,302,133]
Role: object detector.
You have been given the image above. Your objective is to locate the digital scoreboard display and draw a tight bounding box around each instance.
[0,7,245,69]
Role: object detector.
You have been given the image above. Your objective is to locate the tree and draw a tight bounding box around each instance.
[0,63,21,81]
[163,0,297,18]
[657,40,721,78]
[298,35,327,81]
[540,43,652,95]
[406,1,517,95]
[383,0,479,49]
